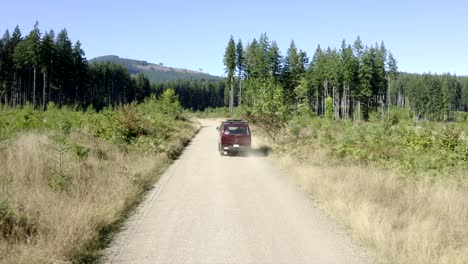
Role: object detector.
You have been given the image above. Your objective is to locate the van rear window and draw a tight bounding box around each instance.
[224,125,249,135]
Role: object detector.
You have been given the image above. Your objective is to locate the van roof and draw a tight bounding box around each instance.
[224,119,247,123]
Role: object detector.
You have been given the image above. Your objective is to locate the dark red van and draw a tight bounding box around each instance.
[217,119,251,156]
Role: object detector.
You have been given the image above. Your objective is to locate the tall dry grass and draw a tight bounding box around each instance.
[0,133,172,263]
[273,153,468,264]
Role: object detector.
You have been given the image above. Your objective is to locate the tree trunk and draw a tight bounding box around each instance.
[16,75,22,108]
[229,76,234,113]
[48,60,52,104]
[43,70,47,111]
[27,66,30,105]
[123,84,127,104]
[357,100,361,121]
[239,78,242,106]
[387,77,390,121]
[342,85,347,119]
[4,90,7,107]
[33,66,37,108]
[381,96,384,120]
[332,86,335,118]
[315,91,319,115]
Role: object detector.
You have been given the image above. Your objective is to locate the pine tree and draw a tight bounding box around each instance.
[12,39,27,106]
[223,36,236,113]
[55,29,73,105]
[387,52,398,107]
[71,41,87,105]
[358,48,373,120]
[257,33,271,79]
[236,39,245,106]
[40,30,55,109]
[10,26,23,106]
[283,40,301,107]
[245,39,259,78]
[0,30,8,104]
[441,76,451,121]
[353,35,364,59]
[294,76,310,115]
[25,21,41,107]
[327,48,341,119]
[269,41,281,80]
[371,43,387,116]
[340,40,358,119]
[286,40,299,76]
[309,45,326,115]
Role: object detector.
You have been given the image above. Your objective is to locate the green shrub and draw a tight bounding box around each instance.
[0,200,36,242]
[283,115,468,177]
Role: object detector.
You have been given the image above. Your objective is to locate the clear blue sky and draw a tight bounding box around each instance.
[1,0,467,76]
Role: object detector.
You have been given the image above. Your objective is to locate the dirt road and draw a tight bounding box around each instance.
[103,119,372,264]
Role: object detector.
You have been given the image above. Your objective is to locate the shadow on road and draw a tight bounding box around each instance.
[225,146,271,158]
[249,146,271,157]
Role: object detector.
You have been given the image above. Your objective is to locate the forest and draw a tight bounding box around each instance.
[223,34,468,122]
[0,23,152,109]
[153,79,225,111]
[1,24,468,122]
[0,23,225,111]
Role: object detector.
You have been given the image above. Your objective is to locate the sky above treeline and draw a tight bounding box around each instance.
[1,0,467,76]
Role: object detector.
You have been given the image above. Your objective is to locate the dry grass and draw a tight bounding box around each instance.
[0,132,174,263]
[272,151,468,264]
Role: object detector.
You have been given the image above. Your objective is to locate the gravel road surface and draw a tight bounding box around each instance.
[103,119,372,264]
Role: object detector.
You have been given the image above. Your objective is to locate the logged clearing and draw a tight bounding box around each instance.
[272,155,468,264]
[0,96,197,263]
[255,117,468,264]
[0,133,171,263]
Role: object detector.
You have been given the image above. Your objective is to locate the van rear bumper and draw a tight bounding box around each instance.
[222,144,251,153]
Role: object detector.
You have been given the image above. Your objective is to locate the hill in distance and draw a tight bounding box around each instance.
[89,55,222,83]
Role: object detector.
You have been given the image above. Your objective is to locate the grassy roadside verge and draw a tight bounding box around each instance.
[0,95,198,263]
[253,114,468,264]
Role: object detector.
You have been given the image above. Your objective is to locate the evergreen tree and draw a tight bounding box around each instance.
[0,30,10,104]
[135,72,150,101]
[245,39,259,78]
[40,30,55,109]
[294,76,310,114]
[223,36,236,112]
[387,51,398,107]
[257,33,271,78]
[309,45,326,115]
[25,21,42,107]
[282,40,301,107]
[269,41,281,81]
[358,48,373,120]
[12,38,27,106]
[340,40,358,119]
[236,39,245,106]
[71,41,87,105]
[54,29,73,105]
[353,35,364,59]
[371,42,387,115]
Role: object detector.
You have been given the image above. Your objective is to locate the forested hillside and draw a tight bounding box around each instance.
[0,23,224,111]
[90,55,222,83]
[223,34,468,122]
